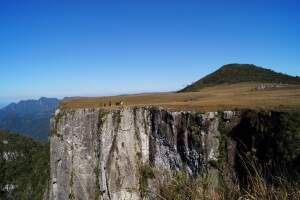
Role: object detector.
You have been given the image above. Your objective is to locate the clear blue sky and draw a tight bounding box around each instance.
[1,0,300,107]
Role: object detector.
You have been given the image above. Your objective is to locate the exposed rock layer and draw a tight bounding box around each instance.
[49,107,239,200]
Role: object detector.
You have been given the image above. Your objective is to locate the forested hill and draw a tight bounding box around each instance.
[180,64,300,92]
[0,129,49,199]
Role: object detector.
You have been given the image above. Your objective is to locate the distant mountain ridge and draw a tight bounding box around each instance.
[180,64,300,92]
[0,97,59,141]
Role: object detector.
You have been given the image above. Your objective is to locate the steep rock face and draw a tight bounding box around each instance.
[49,107,238,200]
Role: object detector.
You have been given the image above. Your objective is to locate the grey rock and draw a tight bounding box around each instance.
[223,111,234,121]
[49,106,238,200]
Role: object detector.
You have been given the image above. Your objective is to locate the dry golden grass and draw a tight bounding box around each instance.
[61,83,300,111]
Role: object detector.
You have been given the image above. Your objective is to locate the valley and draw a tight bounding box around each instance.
[2,64,300,200]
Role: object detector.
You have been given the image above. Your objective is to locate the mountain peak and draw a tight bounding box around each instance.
[180,63,300,92]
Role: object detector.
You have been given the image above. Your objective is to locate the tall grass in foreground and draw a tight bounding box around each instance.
[139,158,300,200]
[235,153,300,200]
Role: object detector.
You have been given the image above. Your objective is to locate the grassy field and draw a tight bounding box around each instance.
[61,83,300,111]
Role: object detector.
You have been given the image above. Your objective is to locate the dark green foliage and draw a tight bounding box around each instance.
[232,110,300,184]
[0,130,49,200]
[180,64,300,92]
[139,163,155,198]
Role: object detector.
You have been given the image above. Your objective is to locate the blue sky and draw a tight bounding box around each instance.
[0,0,300,107]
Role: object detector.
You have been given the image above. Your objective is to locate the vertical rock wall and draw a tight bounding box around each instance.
[49,107,238,200]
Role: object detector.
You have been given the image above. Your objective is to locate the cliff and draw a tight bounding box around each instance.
[49,107,240,200]
[48,106,300,200]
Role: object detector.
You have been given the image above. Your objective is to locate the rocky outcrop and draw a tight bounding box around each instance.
[49,106,239,200]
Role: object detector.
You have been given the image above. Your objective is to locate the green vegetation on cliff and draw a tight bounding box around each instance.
[139,110,300,200]
[180,64,300,92]
[0,130,49,200]
[233,110,300,179]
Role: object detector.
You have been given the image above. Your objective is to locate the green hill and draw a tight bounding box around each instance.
[180,64,300,92]
[0,130,49,200]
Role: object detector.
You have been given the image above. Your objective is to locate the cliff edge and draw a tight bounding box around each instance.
[49,107,240,200]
